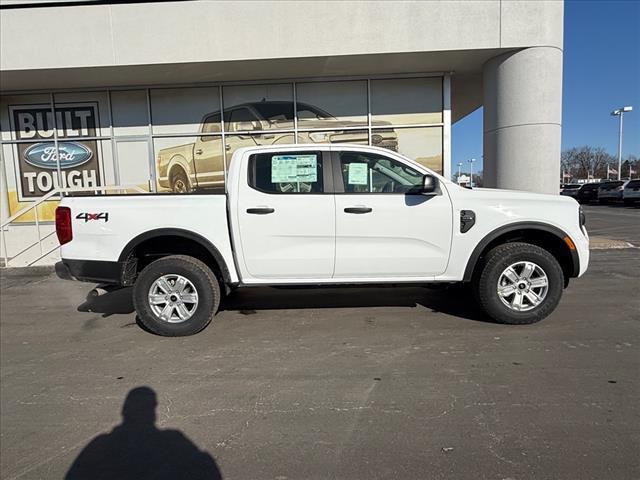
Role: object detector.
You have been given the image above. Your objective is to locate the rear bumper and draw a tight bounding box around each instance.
[56,259,123,285]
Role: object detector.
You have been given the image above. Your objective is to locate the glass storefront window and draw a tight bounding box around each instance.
[111,90,149,137]
[53,91,111,136]
[296,80,367,128]
[150,87,220,135]
[1,75,446,216]
[393,127,443,174]
[0,94,51,142]
[370,77,442,126]
[297,129,369,146]
[153,136,224,194]
[114,140,152,192]
[223,84,294,131]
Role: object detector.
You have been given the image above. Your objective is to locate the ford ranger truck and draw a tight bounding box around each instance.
[156,101,397,193]
[55,144,589,336]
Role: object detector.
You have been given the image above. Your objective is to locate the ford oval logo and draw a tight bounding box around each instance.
[23,142,93,170]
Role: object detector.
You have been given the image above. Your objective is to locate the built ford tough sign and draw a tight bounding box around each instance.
[55,145,589,336]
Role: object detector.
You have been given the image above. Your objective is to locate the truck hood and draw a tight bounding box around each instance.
[470,187,577,204]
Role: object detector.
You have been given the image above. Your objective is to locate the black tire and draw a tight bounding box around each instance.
[170,169,191,193]
[623,199,633,206]
[133,255,220,336]
[473,242,564,325]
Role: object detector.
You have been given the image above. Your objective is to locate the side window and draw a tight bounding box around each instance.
[339,151,424,193]
[200,112,221,141]
[225,107,259,132]
[248,151,324,194]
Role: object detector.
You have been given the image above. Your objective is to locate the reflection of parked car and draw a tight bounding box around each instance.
[574,182,601,204]
[560,184,581,198]
[598,180,628,203]
[157,101,398,192]
[623,179,640,205]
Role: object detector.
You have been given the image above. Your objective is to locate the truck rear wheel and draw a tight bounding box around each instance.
[133,255,220,336]
[170,169,191,193]
[473,242,564,325]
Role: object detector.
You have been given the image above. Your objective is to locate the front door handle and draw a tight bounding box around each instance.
[247,207,275,215]
[344,207,372,214]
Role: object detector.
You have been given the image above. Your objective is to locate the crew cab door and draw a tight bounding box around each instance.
[235,149,335,280]
[332,149,452,278]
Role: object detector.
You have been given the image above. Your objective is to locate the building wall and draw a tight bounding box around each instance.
[0,1,563,74]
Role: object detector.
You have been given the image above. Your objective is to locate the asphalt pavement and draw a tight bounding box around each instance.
[1,204,638,480]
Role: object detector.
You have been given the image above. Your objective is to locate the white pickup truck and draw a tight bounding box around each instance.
[55,144,589,336]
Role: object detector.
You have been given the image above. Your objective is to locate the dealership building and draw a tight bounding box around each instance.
[0,0,564,265]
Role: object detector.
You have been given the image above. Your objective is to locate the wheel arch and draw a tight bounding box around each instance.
[167,160,191,187]
[463,222,580,283]
[118,228,232,285]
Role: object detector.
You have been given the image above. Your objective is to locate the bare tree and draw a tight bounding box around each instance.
[561,146,615,179]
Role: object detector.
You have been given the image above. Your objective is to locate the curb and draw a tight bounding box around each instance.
[0,265,56,277]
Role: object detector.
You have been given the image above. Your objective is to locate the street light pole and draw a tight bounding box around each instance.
[457,162,462,182]
[468,158,476,188]
[611,106,633,181]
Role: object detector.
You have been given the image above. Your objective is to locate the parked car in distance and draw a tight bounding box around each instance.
[598,180,628,203]
[55,144,589,336]
[575,182,601,204]
[560,184,581,198]
[623,179,640,205]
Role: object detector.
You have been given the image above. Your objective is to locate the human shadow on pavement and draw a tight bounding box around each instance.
[65,386,222,480]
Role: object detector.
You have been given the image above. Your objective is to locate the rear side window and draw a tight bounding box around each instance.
[248,151,324,194]
[626,180,640,188]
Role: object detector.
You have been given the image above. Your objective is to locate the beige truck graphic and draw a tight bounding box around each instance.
[156,101,398,192]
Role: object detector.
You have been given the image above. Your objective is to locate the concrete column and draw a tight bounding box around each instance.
[483,47,563,194]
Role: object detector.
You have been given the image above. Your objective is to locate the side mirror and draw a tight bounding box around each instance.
[421,174,438,195]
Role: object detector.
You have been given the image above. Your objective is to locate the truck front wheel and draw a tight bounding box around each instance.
[133,255,220,336]
[474,242,564,325]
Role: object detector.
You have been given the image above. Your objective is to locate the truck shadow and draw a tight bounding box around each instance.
[78,286,136,317]
[77,284,491,324]
[222,285,491,323]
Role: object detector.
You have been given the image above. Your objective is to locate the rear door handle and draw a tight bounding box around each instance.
[246,207,275,215]
[344,207,372,214]
[195,149,203,155]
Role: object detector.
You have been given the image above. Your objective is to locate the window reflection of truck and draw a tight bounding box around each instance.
[156,101,398,193]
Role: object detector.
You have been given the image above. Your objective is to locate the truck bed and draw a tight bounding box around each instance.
[59,194,238,282]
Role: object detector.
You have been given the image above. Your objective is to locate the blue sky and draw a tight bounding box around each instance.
[452,0,640,172]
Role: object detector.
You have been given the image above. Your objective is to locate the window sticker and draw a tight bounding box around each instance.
[271,155,318,183]
[347,163,369,185]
